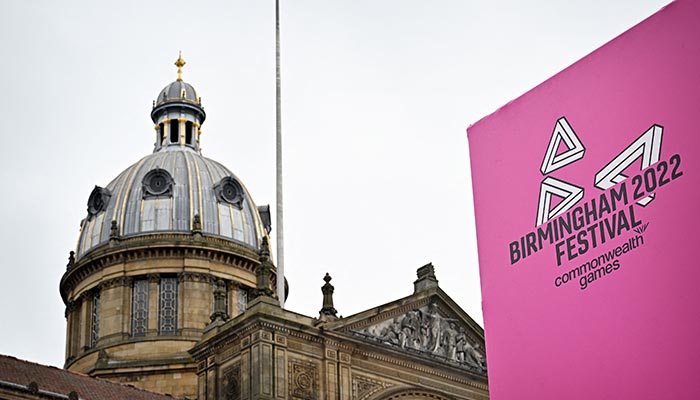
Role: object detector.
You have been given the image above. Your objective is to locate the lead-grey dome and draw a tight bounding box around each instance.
[76,54,267,259]
[77,147,266,258]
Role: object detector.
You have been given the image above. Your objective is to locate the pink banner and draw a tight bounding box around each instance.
[468,1,700,399]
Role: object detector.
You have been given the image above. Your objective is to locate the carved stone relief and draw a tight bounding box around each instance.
[288,358,319,400]
[351,303,487,372]
[221,361,241,400]
[352,375,393,400]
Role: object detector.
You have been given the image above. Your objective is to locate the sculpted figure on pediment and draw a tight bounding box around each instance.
[353,302,486,372]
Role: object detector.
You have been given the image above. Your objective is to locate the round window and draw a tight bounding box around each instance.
[87,186,110,217]
[216,177,243,207]
[142,169,173,198]
[222,182,239,203]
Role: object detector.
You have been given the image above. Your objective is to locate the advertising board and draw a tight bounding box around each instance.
[467,1,700,398]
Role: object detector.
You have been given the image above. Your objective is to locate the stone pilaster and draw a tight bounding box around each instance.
[147,274,159,335]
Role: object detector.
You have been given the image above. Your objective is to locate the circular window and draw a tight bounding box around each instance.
[142,169,173,198]
[87,186,111,217]
[222,181,239,203]
[215,177,243,207]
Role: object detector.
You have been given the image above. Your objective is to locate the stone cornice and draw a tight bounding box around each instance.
[60,234,265,303]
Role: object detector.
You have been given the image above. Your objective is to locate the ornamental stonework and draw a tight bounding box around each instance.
[221,361,241,400]
[352,303,486,373]
[288,358,319,400]
[352,375,393,400]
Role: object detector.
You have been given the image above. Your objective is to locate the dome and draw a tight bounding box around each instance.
[77,147,267,258]
[150,53,206,124]
[76,53,268,259]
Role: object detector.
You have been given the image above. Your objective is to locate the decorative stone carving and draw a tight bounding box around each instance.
[100,276,133,290]
[319,273,337,321]
[192,213,202,234]
[109,220,120,240]
[352,303,487,372]
[221,362,241,400]
[210,279,229,323]
[66,251,75,270]
[352,375,392,400]
[288,359,318,400]
[253,237,274,299]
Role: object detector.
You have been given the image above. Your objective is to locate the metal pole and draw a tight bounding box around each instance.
[275,0,285,308]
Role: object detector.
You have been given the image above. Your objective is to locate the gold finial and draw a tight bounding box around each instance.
[175,51,186,81]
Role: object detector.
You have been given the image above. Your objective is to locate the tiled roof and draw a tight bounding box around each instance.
[0,354,179,400]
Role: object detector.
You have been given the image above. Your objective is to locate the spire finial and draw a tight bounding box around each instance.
[319,272,338,321]
[174,51,186,81]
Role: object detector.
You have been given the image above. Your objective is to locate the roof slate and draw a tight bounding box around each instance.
[0,355,179,400]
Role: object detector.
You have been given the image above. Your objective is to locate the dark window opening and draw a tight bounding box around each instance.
[159,123,165,144]
[186,121,193,145]
[170,120,179,143]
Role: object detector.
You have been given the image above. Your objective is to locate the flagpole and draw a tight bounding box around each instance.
[275,0,286,308]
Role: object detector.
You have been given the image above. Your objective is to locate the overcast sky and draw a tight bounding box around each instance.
[0,0,668,368]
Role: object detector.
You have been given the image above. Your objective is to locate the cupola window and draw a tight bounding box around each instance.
[170,119,179,143]
[185,121,193,145]
[159,123,165,145]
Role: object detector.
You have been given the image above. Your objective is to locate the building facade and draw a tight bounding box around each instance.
[58,56,489,400]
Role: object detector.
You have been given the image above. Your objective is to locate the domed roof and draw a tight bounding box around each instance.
[76,54,268,259]
[77,147,266,258]
[156,80,199,106]
[150,53,206,124]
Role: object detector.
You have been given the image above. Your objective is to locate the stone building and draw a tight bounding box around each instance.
[57,55,489,400]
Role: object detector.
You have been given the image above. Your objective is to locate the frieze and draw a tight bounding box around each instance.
[99,276,133,289]
[219,343,241,363]
[60,237,260,302]
[343,298,432,332]
[178,272,214,283]
[351,303,486,374]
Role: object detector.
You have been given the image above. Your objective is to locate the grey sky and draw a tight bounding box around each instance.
[0,0,668,368]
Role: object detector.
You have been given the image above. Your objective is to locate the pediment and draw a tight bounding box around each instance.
[332,292,487,374]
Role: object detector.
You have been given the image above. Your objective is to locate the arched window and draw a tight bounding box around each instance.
[185,121,193,145]
[170,120,179,143]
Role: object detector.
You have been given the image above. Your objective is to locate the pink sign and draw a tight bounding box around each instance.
[468,1,700,399]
